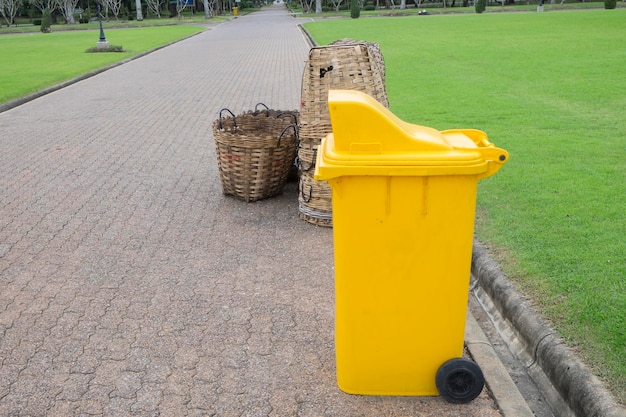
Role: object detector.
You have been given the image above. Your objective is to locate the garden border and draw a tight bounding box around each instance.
[472,240,626,417]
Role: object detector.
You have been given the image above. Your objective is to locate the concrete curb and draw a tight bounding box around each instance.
[297,23,317,48]
[472,240,626,417]
[465,312,535,417]
[0,28,211,115]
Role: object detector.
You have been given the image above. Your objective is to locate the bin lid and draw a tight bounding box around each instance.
[314,90,508,180]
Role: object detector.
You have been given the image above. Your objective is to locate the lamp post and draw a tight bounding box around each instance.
[96,0,110,49]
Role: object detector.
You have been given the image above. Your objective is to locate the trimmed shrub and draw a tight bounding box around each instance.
[604,0,616,8]
[364,4,375,9]
[86,44,125,53]
[41,7,52,33]
[350,0,360,18]
[475,0,486,13]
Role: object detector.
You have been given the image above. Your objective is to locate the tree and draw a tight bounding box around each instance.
[41,6,52,31]
[297,0,314,13]
[202,0,210,18]
[329,0,343,11]
[0,0,23,27]
[135,0,143,20]
[475,0,485,12]
[315,0,321,13]
[58,0,80,23]
[176,0,190,19]
[350,0,359,17]
[30,0,56,13]
[101,0,123,19]
[145,0,162,17]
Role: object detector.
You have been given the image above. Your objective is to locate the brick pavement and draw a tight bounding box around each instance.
[0,5,501,416]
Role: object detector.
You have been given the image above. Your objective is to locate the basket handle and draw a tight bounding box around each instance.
[218,108,237,130]
[254,102,270,116]
[277,124,298,147]
[296,148,317,172]
[320,65,334,78]
[277,111,299,125]
[300,181,312,203]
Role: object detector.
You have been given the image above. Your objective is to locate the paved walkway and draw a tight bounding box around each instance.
[1,6,506,416]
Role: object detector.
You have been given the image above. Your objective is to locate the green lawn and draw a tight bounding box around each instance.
[290,0,624,16]
[304,10,626,403]
[0,26,205,105]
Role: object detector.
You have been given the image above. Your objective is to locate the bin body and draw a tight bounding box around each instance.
[330,175,477,395]
[315,90,508,396]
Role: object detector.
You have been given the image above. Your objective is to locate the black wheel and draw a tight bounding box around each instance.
[436,358,484,404]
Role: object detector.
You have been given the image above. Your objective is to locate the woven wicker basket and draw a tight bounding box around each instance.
[329,38,386,85]
[296,138,319,173]
[298,42,388,227]
[298,170,333,227]
[212,105,299,202]
[300,43,388,128]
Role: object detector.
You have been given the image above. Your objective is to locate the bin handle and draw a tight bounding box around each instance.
[477,146,509,180]
[277,125,298,147]
[441,128,509,179]
[218,108,237,130]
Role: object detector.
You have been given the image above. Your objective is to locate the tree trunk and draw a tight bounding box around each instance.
[315,0,321,13]
[135,0,143,20]
[203,0,209,17]
[0,0,24,26]
[61,0,78,23]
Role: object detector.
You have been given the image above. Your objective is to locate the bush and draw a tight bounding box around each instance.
[350,0,360,18]
[33,19,42,25]
[604,0,616,8]
[364,4,375,9]
[475,0,486,13]
[86,44,125,53]
[41,7,51,33]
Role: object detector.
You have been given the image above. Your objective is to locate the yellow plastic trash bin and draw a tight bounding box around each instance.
[314,90,508,403]
[233,6,238,16]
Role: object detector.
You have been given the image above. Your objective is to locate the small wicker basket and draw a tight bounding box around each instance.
[212,105,299,202]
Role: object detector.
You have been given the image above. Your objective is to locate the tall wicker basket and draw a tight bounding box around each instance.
[212,105,299,202]
[298,42,388,226]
